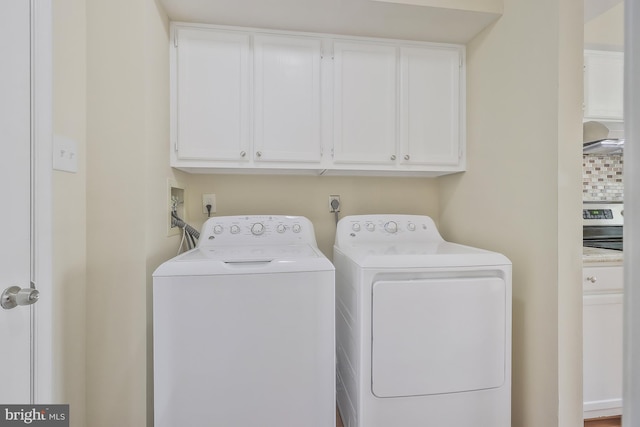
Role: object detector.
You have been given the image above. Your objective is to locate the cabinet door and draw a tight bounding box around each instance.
[333,42,397,164]
[400,47,461,166]
[174,28,250,161]
[583,293,623,417]
[254,35,322,163]
[584,50,624,121]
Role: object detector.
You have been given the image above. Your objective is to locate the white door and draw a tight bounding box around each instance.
[0,0,38,403]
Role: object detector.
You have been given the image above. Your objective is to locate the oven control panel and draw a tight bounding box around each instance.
[583,209,614,220]
[583,203,623,227]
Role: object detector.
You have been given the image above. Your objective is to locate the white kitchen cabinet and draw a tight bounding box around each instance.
[332,41,397,165]
[400,46,462,167]
[332,42,464,172]
[170,23,465,176]
[253,34,322,163]
[583,264,623,420]
[584,50,624,121]
[172,27,251,163]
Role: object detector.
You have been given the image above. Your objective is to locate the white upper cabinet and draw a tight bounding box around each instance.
[584,50,624,121]
[400,47,462,166]
[173,28,250,162]
[170,23,466,176]
[253,35,322,163]
[332,42,397,165]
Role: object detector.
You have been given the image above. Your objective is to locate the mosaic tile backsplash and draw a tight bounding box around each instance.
[583,154,624,201]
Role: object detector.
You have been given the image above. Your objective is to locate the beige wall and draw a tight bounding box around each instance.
[183,175,439,258]
[85,0,181,425]
[558,0,586,424]
[52,0,87,425]
[53,0,585,425]
[141,1,190,423]
[438,0,584,426]
[585,3,624,49]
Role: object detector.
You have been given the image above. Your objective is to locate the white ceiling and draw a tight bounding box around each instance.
[158,0,500,44]
[584,0,623,22]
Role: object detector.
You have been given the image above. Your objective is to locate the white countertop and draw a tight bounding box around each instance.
[583,246,624,265]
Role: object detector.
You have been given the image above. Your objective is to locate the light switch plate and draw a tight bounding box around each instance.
[53,135,78,173]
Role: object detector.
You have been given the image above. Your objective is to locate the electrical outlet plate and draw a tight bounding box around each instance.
[202,194,216,215]
[329,195,341,213]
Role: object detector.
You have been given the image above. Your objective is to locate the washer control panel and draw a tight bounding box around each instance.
[198,215,317,247]
[335,215,444,247]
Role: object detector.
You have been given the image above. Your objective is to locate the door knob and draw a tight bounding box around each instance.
[1,286,39,310]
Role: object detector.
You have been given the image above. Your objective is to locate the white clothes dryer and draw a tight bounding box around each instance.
[153,215,335,427]
[334,214,511,427]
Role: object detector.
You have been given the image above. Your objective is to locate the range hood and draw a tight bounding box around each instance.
[583,120,624,154]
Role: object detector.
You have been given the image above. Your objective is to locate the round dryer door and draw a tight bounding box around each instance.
[371,275,507,398]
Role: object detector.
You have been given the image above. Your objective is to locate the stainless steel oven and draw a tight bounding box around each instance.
[583,202,623,251]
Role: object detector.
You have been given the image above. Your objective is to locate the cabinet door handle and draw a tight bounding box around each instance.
[390,154,396,161]
[586,276,597,283]
[256,151,262,158]
[240,151,246,157]
[404,154,410,160]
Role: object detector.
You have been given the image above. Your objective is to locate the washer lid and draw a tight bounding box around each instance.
[192,244,320,262]
[153,244,334,276]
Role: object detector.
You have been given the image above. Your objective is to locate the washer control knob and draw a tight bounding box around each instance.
[251,223,265,235]
[352,223,361,232]
[276,224,286,233]
[292,224,301,233]
[366,223,375,232]
[384,221,398,233]
[213,225,223,235]
[230,225,240,234]
[407,222,416,231]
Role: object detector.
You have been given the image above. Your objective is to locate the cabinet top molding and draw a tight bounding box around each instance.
[171,22,467,52]
[159,0,501,44]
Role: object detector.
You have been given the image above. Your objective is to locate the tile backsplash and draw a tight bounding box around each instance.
[583,154,624,201]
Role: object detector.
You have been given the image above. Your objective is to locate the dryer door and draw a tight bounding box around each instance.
[371,276,506,398]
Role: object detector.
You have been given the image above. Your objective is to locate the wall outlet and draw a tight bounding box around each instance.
[329,195,341,213]
[202,194,216,215]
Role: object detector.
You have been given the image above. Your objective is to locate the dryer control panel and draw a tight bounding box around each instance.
[335,215,444,247]
[198,215,318,247]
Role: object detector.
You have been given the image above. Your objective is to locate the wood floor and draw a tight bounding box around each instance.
[337,410,620,427]
[584,416,622,427]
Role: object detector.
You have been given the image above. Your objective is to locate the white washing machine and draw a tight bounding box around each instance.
[334,214,511,427]
[153,215,335,427]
